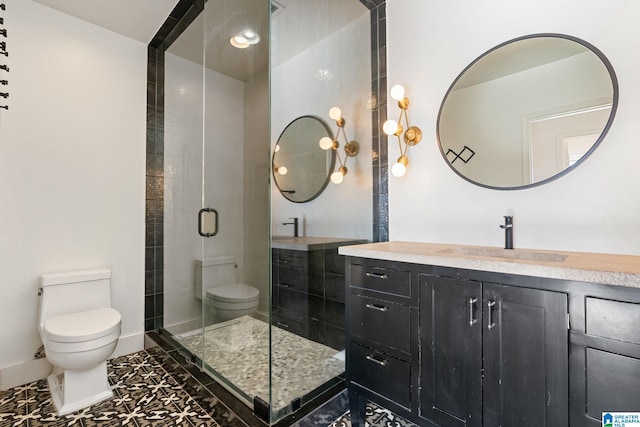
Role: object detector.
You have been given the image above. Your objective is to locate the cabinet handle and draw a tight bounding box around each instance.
[276,321,290,330]
[365,303,388,312]
[278,283,291,288]
[469,297,478,326]
[487,300,496,330]
[365,272,389,280]
[365,354,388,367]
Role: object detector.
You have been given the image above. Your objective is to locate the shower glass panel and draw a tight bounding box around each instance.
[163,0,271,414]
[159,0,376,423]
[269,0,373,422]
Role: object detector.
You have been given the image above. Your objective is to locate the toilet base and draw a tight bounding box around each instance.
[47,361,113,415]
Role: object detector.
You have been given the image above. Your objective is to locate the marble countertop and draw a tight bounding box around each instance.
[338,241,640,288]
[272,236,368,251]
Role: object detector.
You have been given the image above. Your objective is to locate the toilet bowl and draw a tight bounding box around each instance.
[195,257,259,323]
[38,269,122,415]
[205,283,260,321]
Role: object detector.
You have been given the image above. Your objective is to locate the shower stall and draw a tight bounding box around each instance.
[147,0,381,423]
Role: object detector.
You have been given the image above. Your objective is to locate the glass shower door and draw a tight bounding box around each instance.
[198,0,270,409]
[162,0,270,412]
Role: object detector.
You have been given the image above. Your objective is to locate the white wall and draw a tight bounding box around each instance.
[271,12,373,241]
[0,0,146,376]
[244,70,270,315]
[163,53,245,332]
[387,0,640,255]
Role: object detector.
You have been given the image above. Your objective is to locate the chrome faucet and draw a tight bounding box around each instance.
[283,217,299,237]
[500,215,514,249]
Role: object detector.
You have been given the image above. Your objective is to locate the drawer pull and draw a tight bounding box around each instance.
[365,354,388,367]
[365,303,388,312]
[278,283,291,288]
[276,322,290,329]
[365,272,389,280]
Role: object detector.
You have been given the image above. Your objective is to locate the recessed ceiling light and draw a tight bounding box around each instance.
[230,29,261,49]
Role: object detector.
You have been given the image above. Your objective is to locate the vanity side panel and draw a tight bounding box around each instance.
[569,284,640,427]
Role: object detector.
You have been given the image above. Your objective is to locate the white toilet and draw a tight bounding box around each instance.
[38,268,121,415]
[195,257,259,322]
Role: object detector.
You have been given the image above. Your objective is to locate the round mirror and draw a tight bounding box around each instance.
[437,34,618,189]
[273,116,336,203]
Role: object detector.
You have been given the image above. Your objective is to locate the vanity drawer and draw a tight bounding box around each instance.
[350,342,411,408]
[350,263,412,298]
[272,249,308,268]
[349,294,411,353]
[586,297,640,344]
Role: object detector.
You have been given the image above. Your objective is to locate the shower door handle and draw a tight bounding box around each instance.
[198,208,218,237]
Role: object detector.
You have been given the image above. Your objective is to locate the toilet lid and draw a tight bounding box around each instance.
[44,307,121,343]
[206,284,259,303]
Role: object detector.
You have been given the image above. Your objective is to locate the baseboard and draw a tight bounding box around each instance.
[164,318,202,335]
[0,332,144,391]
[112,332,144,359]
[0,357,52,391]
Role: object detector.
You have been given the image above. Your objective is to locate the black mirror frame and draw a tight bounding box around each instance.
[272,115,336,203]
[436,33,619,190]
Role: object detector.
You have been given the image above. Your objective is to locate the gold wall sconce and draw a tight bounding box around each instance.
[383,85,422,177]
[319,107,360,184]
[273,144,287,175]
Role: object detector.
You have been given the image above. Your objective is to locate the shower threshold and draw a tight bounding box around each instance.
[174,315,345,417]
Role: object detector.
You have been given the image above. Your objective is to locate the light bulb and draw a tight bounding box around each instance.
[330,171,344,184]
[242,30,260,44]
[277,166,288,175]
[391,161,406,177]
[390,84,405,101]
[230,35,249,49]
[329,107,342,121]
[383,120,399,136]
[319,137,334,150]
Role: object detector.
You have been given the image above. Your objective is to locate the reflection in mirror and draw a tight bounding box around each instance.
[438,34,618,189]
[272,116,335,203]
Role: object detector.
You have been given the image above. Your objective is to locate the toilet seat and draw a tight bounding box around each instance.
[44,308,121,353]
[206,284,259,303]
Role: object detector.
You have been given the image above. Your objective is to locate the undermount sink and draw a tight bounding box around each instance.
[438,246,568,263]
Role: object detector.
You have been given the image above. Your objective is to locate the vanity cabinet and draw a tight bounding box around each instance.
[345,260,420,426]
[346,258,569,427]
[342,242,640,427]
[272,239,365,350]
[420,275,568,427]
[272,248,325,344]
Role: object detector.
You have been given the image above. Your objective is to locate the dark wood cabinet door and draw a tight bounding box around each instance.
[483,283,568,427]
[419,275,482,427]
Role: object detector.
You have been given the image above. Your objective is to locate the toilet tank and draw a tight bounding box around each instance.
[194,257,236,300]
[39,268,112,334]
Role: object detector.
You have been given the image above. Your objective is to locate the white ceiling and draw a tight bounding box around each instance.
[32,0,180,44]
[31,0,369,81]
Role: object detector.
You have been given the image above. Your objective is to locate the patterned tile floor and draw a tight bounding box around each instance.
[0,348,218,426]
[0,342,416,427]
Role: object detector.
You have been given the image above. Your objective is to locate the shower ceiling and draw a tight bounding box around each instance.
[32,0,368,82]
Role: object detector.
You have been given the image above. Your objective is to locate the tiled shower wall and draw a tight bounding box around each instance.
[145,0,387,332]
